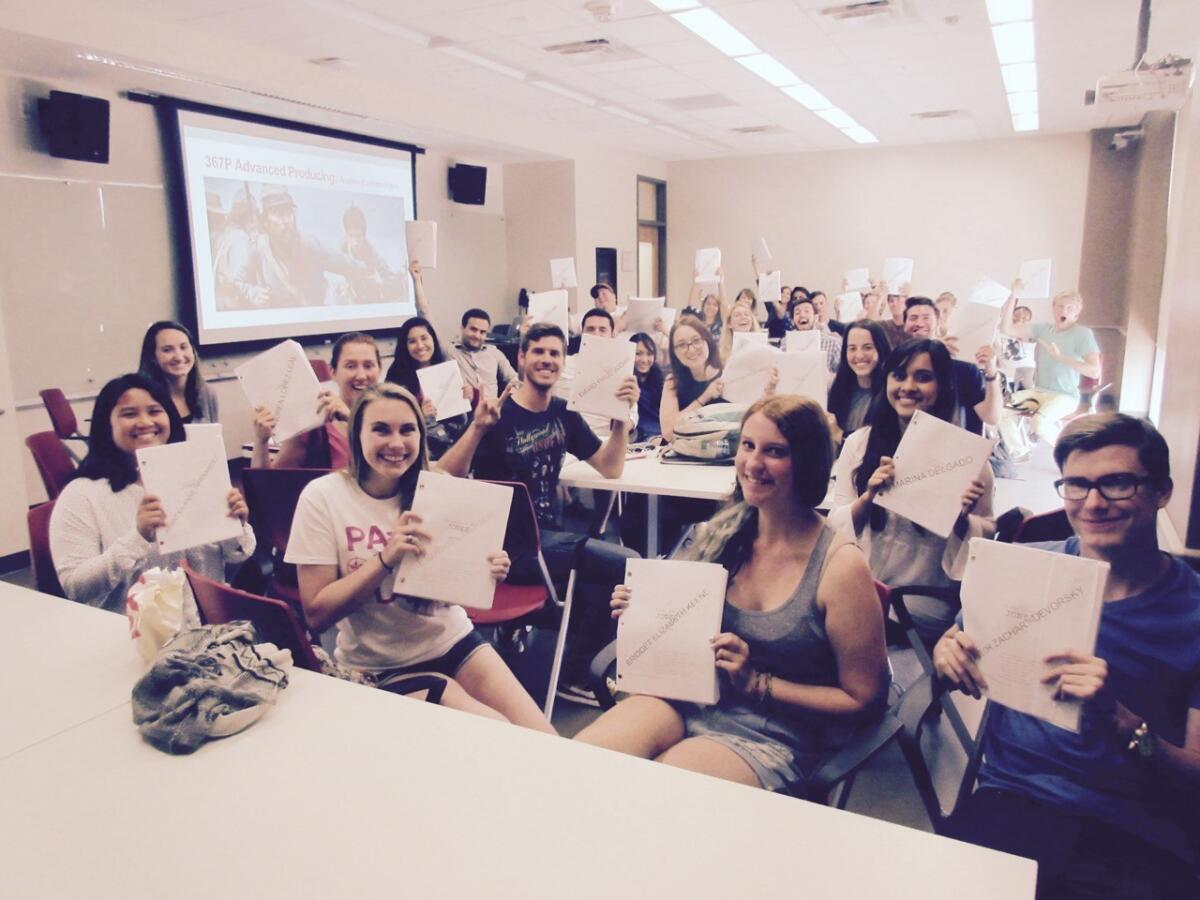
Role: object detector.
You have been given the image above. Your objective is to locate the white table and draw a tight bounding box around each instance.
[0,586,1036,899]
[559,455,736,556]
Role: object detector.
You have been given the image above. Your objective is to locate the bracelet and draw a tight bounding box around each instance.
[376,551,395,573]
[983,373,998,382]
[764,673,773,709]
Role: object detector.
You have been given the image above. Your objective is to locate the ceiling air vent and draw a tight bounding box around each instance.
[818,1,914,28]
[731,125,782,135]
[910,109,962,119]
[543,38,642,63]
[664,94,736,112]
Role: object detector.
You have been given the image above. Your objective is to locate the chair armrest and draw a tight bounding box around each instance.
[805,713,903,803]
[588,640,618,711]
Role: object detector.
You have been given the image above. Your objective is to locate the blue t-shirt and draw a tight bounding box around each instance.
[975,538,1200,859]
[1030,322,1099,397]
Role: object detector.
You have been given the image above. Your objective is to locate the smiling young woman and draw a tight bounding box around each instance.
[660,315,724,442]
[284,383,554,733]
[384,317,472,459]
[138,321,218,425]
[49,373,254,614]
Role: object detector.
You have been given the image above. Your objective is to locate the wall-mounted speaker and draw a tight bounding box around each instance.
[448,163,487,205]
[37,91,110,164]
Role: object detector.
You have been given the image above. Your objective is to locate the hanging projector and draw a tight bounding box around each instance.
[1090,55,1194,127]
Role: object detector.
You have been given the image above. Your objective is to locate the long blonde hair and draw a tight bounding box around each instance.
[718,303,762,362]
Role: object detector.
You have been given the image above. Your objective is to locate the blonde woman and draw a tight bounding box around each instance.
[718,300,763,364]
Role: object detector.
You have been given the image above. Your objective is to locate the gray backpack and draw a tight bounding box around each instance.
[664,402,748,464]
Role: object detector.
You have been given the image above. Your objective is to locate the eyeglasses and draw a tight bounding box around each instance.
[673,338,706,353]
[1053,474,1151,501]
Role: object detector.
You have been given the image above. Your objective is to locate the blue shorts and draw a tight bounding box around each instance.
[371,630,488,683]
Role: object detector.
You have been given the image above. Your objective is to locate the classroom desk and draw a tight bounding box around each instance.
[559,455,737,557]
[0,586,1036,899]
[0,583,143,760]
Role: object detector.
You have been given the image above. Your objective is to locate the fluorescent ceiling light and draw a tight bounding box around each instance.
[647,0,700,10]
[735,53,801,87]
[842,125,878,144]
[671,8,759,58]
[655,124,694,140]
[1012,112,1039,132]
[601,105,651,125]
[1007,91,1038,115]
[991,21,1035,65]
[781,82,833,111]
[305,0,430,46]
[816,108,857,129]
[1000,61,1037,93]
[529,80,596,106]
[437,46,525,80]
[986,0,1033,25]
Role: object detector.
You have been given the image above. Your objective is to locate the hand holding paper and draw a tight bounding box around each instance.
[568,334,636,422]
[1016,259,1052,299]
[874,409,996,537]
[393,471,513,610]
[616,559,727,704]
[836,291,864,323]
[528,289,570,337]
[405,220,437,269]
[417,361,472,422]
[751,237,772,268]
[235,340,325,442]
[550,257,578,289]
[625,297,665,335]
[881,258,914,294]
[757,271,781,307]
[695,247,721,284]
[843,268,871,293]
[966,276,1013,308]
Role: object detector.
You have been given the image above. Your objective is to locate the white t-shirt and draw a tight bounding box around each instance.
[284,472,472,672]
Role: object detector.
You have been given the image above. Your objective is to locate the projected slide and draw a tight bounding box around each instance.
[175,108,417,345]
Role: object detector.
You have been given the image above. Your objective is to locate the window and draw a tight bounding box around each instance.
[637,176,666,298]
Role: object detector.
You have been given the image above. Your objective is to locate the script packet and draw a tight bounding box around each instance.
[952,302,1001,359]
[528,289,570,337]
[550,257,577,290]
[568,334,636,422]
[967,276,1012,308]
[881,257,914,294]
[616,559,728,704]
[405,220,437,268]
[235,339,325,442]
[751,237,772,268]
[843,268,871,293]
[416,360,471,421]
[757,270,781,307]
[1016,259,1052,299]
[836,291,864,323]
[961,539,1108,732]
[393,471,513,611]
[722,346,827,408]
[625,297,666,335]
[695,247,721,284]
[875,409,996,537]
[136,424,241,554]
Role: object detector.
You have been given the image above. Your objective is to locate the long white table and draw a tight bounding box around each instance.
[559,455,736,556]
[0,584,1035,898]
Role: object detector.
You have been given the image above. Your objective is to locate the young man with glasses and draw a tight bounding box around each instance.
[933,413,1200,898]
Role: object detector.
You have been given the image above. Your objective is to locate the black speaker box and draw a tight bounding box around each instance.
[448,163,487,205]
[37,91,110,164]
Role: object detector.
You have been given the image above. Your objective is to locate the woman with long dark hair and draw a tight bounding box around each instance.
[49,373,254,613]
[385,317,471,459]
[578,396,888,792]
[828,339,994,642]
[138,321,218,424]
[630,332,664,442]
[659,314,724,441]
[285,383,553,732]
[826,319,891,447]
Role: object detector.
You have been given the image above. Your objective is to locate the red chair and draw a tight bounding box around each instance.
[240,467,328,630]
[39,388,85,441]
[26,501,65,598]
[25,431,76,500]
[185,563,324,672]
[470,480,573,720]
[309,358,333,382]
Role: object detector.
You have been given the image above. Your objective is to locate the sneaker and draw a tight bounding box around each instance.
[555,681,600,708]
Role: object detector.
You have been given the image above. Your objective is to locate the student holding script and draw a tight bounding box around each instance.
[137,320,219,425]
[251,332,382,469]
[660,315,725,442]
[285,383,553,733]
[385,317,472,460]
[50,374,254,614]
[934,415,1200,899]
[826,319,891,448]
[829,339,994,643]
[437,323,639,706]
[577,396,888,790]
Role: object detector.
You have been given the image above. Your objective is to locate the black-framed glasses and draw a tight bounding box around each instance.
[673,338,705,353]
[1054,474,1151,501]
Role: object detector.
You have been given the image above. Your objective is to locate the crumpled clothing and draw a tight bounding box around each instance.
[132,621,290,754]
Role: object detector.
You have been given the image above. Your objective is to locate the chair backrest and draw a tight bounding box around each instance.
[25,431,77,500]
[39,388,79,439]
[309,358,333,382]
[184,564,323,672]
[26,501,65,598]
[479,479,542,559]
[241,467,329,556]
[1013,508,1072,544]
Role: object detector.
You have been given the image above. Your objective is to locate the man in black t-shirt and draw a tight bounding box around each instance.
[440,323,640,706]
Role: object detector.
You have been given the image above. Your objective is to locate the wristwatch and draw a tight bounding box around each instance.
[983,372,999,382]
[1127,721,1155,760]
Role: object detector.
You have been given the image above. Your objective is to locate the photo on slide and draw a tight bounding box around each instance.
[206,177,410,312]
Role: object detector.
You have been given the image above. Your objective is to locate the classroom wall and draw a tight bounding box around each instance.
[1155,85,1200,552]
[663,134,1091,316]
[503,160,577,307]
[0,70,510,511]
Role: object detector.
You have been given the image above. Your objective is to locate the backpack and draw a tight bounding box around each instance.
[664,402,748,464]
